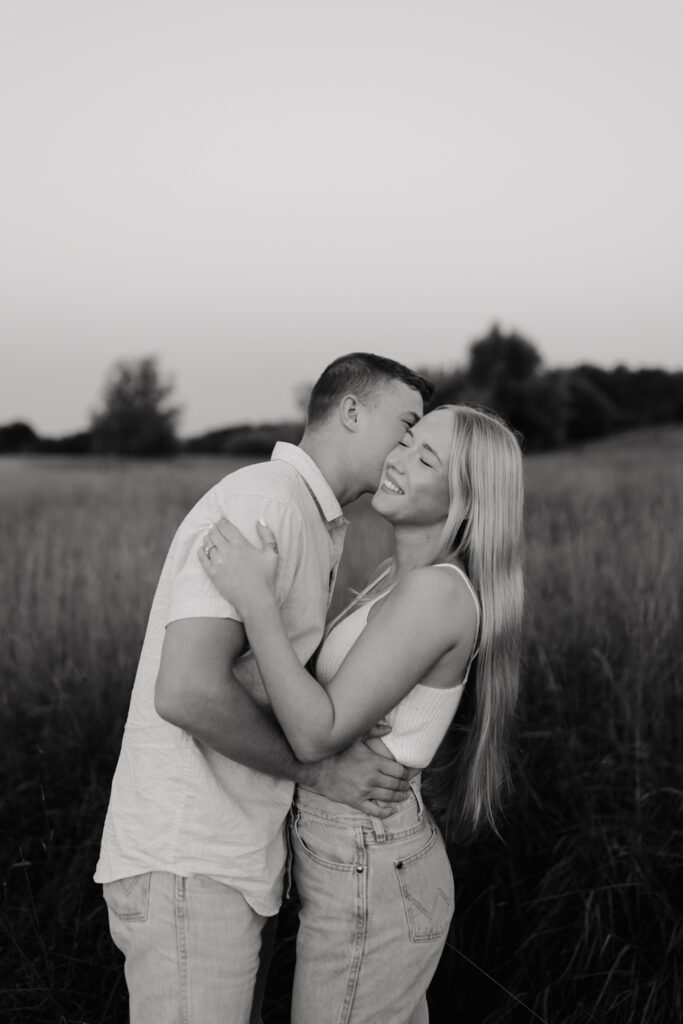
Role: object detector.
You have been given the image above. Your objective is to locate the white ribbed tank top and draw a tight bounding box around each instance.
[316,564,480,769]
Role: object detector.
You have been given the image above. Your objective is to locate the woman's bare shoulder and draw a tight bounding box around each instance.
[376,564,478,643]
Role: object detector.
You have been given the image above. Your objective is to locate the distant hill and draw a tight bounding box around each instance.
[0,419,303,457]
[0,422,92,455]
[183,420,303,456]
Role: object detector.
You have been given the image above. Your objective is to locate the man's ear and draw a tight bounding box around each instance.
[339,394,361,432]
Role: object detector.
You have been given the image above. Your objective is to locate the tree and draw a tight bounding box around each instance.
[419,365,468,408]
[0,421,38,453]
[494,375,568,449]
[90,357,181,455]
[468,324,542,388]
[562,370,621,441]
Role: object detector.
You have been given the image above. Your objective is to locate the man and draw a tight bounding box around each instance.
[95,352,433,1023]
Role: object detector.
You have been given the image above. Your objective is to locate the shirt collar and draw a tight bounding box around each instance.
[271,442,345,524]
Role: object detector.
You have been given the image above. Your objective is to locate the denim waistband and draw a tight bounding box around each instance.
[293,777,425,841]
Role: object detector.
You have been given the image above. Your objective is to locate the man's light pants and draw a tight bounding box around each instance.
[103,870,277,1024]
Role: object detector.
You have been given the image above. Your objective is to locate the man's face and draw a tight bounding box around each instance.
[359,381,424,490]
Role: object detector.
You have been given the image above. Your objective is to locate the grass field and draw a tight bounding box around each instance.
[1,428,682,1023]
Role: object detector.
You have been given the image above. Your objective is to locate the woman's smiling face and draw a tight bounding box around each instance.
[371,407,457,527]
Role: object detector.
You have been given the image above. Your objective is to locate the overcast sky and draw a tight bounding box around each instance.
[2,0,681,437]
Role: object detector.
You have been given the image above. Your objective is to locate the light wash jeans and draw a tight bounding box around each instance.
[102,871,276,1024]
[289,781,454,1024]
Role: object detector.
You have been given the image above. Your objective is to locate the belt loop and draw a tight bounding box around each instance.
[410,779,425,820]
[370,814,386,841]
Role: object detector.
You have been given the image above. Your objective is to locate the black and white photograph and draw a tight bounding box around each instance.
[1,2,681,1022]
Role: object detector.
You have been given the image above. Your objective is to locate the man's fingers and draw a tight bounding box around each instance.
[368,787,408,803]
[373,773,409,793]
[361,800,393,819]
[376,758,411,782]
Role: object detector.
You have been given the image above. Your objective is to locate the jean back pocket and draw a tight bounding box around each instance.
[394,828,453,942]
[102,872,151,922]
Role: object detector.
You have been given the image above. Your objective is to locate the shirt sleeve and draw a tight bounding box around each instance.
[167,491,304,627]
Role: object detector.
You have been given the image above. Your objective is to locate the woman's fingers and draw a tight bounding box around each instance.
[207,524,225,549]
[214,516,234,538]
[197,545,215,575]
[256,519,278,553]
[201,519,242,557]
[212,517,240,544]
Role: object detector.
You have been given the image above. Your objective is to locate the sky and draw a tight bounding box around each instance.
[2,1,682,438]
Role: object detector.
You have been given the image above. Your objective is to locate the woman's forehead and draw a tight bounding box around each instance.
[413,408,454,455]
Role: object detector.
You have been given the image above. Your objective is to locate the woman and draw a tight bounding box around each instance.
[199,404,524,1024]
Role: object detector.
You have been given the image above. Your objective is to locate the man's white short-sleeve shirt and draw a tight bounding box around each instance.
[94,443,347,915]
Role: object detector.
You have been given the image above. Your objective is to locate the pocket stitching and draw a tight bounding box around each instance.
[394,829,453,943]
[291,817,357,873]
[403,885,451,921]
[103,873,151,922]
[402,888,451,941]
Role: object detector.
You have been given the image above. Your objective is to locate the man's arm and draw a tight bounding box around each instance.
[156,616,306,775]
[154,616,410,813]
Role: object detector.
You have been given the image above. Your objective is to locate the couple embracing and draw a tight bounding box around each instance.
[95,352,524,1023]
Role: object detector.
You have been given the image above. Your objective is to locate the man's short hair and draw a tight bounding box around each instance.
[306,353,434,427]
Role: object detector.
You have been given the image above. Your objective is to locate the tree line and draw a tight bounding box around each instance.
[2,328,682,456]
[425,326,683,449]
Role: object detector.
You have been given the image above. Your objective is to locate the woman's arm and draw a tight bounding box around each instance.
[199,519,470,763]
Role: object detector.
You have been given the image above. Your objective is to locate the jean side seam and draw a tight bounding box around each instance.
[337,830,368,1024]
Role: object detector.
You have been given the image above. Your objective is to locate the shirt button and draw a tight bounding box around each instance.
[396,861,403,869]
[355,865,364,873]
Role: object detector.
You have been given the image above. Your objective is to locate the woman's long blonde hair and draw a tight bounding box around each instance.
[423,404,524,843]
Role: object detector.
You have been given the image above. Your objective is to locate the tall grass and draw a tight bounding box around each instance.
[1,431,681,1023]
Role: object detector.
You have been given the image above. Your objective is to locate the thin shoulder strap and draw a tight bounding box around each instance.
[324,565,393,637]
[433,562,481,679]
[433,562,480,618]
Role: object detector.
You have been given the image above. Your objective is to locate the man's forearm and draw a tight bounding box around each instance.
[155,616,319,783]
[167,671,319,784]
[158,668,411,817]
